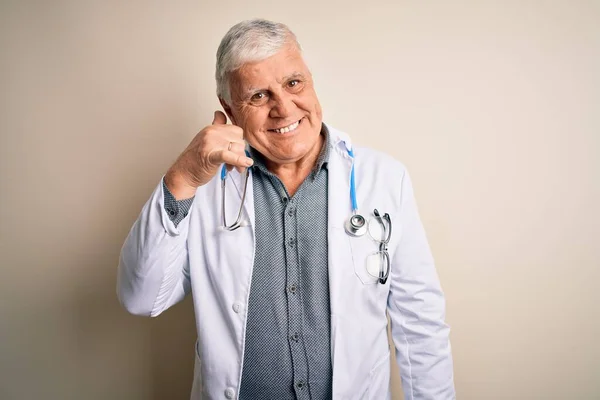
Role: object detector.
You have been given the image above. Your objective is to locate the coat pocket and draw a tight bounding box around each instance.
[348,235,381,285]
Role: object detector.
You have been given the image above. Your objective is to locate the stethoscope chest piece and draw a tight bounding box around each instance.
[345,214,367,237]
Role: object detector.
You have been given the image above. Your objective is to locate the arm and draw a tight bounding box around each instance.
[116,177,194,317]
[116,111,252,317]
[387,169,455,399]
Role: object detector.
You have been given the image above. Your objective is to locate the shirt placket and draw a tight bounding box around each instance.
[281,191,311,400]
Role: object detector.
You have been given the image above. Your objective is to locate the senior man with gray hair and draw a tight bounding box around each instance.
[118,18,455,400]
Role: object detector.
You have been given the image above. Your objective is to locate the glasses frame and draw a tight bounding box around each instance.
[368,208,392,284]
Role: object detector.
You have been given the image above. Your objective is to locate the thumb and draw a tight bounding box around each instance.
[212,110,227,125]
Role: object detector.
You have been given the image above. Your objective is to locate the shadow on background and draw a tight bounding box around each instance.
[71,230,197,400]
[69,150,199,399]
[148,298,196,400]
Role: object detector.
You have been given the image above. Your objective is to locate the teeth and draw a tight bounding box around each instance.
[274,120,300,133]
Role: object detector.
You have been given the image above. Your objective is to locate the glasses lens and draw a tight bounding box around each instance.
[367,218,387,242]
[366,251,389,279]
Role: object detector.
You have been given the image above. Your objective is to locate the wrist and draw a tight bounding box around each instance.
[164,168,197,200]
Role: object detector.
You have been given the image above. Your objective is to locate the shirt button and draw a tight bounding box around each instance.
[296,380,305,390]
[225,387,235,399]
[287,208,295,217]
[291,332,300,342]
[288,284,297,294]
[232,302,242,313]
[288,237,296,247]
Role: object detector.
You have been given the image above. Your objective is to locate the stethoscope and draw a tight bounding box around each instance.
[220,146,368,237]
[343,148,368,237]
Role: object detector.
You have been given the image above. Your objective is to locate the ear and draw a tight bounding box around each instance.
[219,98,236,125]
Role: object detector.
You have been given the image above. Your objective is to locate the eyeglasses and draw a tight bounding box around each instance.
[365,209,392,284]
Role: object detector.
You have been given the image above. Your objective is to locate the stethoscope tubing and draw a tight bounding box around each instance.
[220,146,360,231]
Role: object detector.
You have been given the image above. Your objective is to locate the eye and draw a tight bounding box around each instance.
[286,79,304,93]
[250,91,269,105]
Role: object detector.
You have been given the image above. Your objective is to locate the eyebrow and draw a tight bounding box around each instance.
[280,72,305,83]
[244,72,306,97]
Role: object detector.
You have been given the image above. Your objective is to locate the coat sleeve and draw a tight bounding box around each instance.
[387,168,455,399]
[117,177,193,317]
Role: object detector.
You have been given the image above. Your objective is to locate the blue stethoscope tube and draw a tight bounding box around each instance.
[347,148,358,213]
[344,147,367,236]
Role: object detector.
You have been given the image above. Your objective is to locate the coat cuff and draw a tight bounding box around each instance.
[162,178,195,228]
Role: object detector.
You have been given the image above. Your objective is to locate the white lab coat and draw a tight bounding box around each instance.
[117,124,455,400]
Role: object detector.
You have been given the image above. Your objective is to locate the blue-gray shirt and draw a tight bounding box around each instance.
[164,128,332,399]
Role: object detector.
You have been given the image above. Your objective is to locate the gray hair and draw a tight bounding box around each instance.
[215,19,301,104]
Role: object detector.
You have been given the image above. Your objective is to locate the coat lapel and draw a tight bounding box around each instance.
[326,128,356,397]
[327,139,354,310]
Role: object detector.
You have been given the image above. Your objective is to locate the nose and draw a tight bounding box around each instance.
[269,91,295,119]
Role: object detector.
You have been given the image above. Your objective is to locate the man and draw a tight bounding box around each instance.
[117,19,455,400]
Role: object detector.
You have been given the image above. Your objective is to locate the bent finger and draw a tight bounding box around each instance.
[209,149,253,168]
[223,140,247,154]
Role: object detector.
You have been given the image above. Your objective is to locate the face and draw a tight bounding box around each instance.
[221,42,323,167]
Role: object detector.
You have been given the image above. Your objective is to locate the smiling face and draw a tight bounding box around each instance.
[220,42,323,168]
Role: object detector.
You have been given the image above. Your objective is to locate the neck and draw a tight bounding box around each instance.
[266,134,325,197]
